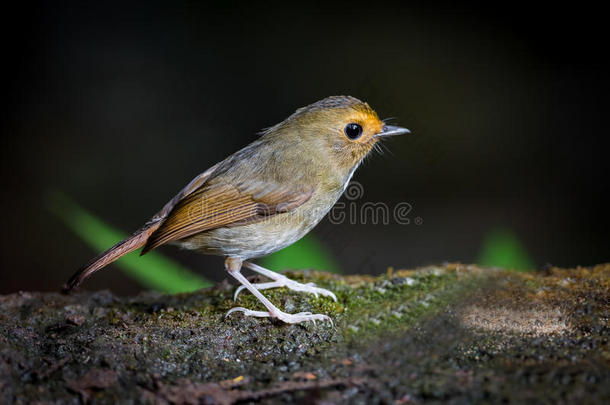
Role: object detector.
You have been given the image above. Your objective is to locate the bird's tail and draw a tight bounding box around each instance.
[63,220,162,292]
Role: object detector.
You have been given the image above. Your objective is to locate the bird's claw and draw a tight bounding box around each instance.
[226,307,333,326]
[233,276,337,302]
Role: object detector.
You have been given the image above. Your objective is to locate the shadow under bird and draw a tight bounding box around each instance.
[65,95,410,324]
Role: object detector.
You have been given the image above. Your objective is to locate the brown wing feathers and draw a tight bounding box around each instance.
[141,183,312,253]
[64,163,312,291]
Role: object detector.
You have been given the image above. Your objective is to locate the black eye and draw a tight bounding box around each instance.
[344,123,363,140]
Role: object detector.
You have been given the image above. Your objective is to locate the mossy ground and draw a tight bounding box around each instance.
[0,264,608,404]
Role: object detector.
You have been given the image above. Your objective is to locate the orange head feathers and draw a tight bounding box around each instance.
[260,95,409,172]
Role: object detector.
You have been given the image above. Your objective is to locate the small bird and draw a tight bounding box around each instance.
[65,96,410,324]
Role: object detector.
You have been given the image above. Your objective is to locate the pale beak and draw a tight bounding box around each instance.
[374,125,411,138]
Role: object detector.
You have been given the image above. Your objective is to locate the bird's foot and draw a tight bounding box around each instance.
[233,275,337,302]
[226,306,333,325]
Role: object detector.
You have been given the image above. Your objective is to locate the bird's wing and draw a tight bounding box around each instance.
[149,162,221,224]
[141,179,313,253]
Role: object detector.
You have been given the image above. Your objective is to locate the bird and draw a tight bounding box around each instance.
[64,95,410,324]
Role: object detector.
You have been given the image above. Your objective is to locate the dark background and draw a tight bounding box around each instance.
[2,2,608,294]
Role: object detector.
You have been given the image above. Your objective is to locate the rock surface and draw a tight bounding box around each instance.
[0,264,608,404]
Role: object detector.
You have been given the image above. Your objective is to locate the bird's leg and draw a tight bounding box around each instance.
[224,257,332,325]
[232,261,337,302]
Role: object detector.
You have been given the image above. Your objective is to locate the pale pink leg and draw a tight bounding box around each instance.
[232,261,338,302]
[224,257,332,325]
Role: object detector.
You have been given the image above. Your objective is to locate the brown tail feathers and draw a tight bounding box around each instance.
[63,220,162,293]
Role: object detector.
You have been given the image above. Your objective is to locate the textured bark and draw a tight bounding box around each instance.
[1,264,608,404]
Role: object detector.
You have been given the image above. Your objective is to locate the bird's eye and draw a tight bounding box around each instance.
[344,123,363,140]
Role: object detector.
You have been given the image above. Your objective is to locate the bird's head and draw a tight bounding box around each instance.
[264,96,410,175]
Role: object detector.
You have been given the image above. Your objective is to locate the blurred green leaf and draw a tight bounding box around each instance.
[259,234,341,273]
[47,191,212,293]
[477,228,534,271]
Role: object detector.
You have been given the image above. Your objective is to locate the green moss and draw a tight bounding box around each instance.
[2,264,608,403]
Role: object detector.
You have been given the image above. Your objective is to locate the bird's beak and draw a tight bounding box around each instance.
[374,125,411,138]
